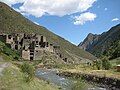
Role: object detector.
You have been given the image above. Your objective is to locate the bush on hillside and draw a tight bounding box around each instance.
[95,60,102,70]
[0,40,20,60]
[101,57,111,70]
[0,41,5,51]
[20,62,35,82]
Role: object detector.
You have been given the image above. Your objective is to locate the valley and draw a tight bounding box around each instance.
[0,1,120,90]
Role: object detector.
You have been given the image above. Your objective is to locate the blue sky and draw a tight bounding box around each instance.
[1,0,120,45]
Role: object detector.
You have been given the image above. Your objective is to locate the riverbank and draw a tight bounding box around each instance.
[1,55,120,90]
[58,69,120,79]
[33,60,120,89]
[49,63,120,79]
[0,61,59,90]
[57,70,120,90]
[42,63,120,90]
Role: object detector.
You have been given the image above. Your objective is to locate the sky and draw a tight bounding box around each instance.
[1,0,120,45]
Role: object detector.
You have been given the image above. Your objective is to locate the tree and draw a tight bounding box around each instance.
[101,57,111,70]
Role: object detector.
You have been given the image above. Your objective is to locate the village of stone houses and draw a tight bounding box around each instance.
[0,33,67,62]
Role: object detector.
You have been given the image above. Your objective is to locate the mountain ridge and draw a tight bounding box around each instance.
[78,24,120,57]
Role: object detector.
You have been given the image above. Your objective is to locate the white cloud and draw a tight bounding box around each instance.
[13,8,29,16]
[112,18,119,22]
[34,22,39,25]
[1,0,97,17]
[104,8,107,11]
[73,12,97,25]
[0,0,25,6]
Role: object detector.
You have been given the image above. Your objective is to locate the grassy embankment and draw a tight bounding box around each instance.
[53,60,120,90]
[53,61,120,79]
[0,41,59,90]
[0,62,58,90]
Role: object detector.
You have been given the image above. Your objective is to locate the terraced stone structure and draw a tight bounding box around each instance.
[0,33,56,60]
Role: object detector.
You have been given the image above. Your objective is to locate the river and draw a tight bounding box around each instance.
[36,68,107,90]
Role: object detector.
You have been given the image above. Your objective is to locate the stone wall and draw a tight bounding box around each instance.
[34,50,44,60]
[21,50,30,60]
[6,35,14,44]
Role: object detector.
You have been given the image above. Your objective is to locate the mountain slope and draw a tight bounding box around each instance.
[79,24,120,57]
[0,2,96,63]
[78,33,100,51]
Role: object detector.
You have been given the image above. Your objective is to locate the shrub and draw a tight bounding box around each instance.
[101,57,111,70]
[0,41,5,51]
[20,62,35,82]
[72,78,86,90]
[95,60,102,70]
[2,44,20,60]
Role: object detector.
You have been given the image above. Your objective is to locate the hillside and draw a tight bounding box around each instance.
[78,24,120,58]
[78,33,100,50]
[0,62,59,90]
[0,2,96,63]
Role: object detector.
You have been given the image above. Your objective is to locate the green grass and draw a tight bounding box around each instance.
[72,79,87,90]
[0,49,59,90]
[53,63,92,70]
[56,63,120,79]
[0,62,59,90]
[0,40,20,61]
[66,77,93,90]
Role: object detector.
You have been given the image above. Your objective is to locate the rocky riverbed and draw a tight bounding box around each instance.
[35,68,111,90]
